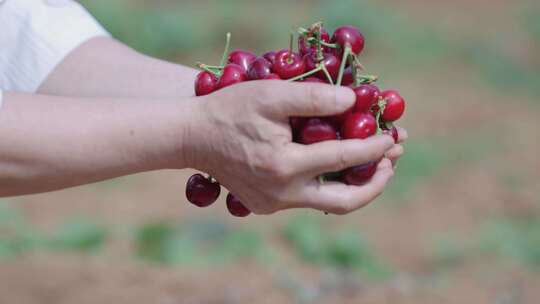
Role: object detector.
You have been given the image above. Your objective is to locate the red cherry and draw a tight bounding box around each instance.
[216,64,247,89]
[194,71,218,96]
[264,73,281,80]
[329,107,353,127]
[247,57,273,80]
[342,161,377,185]
[226,193,251,217]
[382,125,399,143]
[352,84,380,112]
[298,27,330,57]
[273,49,305,79]
[302,76,325,83]
[290,117,306,131]
[298,118,338,144]
[331,25,365,56]
[341,112,377,139]
[262,51,277,65]
[380,90,405,122]
[227,49,257,72]
[303,52,341,82]
[342,67,354,86]
[185,174,221,207]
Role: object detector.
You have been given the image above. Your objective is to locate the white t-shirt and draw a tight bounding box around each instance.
[0,0,110,101]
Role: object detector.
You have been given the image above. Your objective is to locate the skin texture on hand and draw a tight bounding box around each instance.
[185,80,401,215]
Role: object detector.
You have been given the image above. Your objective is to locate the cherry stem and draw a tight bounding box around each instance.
[336,45,352,86]
[307,38,338,49]
[318,175,326,185]
[196,63,221,76]
[353,56,365,71]
[375,97,387,132]
[358,74,379,84]
[219,32,231,68]
[321,64,334,85]
[289,31,294,54]
[287,65,323,82]
[313,24,324,62]
[204,64,225,69]
[351,55,359,86]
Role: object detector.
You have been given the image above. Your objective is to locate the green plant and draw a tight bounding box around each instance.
[283,215,392,280]
[480,217,540,270]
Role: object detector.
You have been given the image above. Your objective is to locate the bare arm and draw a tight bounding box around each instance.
[0,91,193,196]
[38,37,199,99]
[0,81,403,215]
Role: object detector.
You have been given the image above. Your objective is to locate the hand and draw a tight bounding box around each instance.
[386,126,408,167]
[184,80,398,215]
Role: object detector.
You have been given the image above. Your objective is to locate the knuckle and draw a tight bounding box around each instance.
[261,153,293,181]
[306,85,328,113]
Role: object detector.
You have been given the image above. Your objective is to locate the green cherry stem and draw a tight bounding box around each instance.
[204,64,225,69]
[374,97,387,133]
[287,65,323,82]
[351,55,359,86]
[321,64,334,85]
[306,38,339,49]
[219,32,231,68]
[196,63,221,76]
[336,44,352,86]
[358,74,379,84]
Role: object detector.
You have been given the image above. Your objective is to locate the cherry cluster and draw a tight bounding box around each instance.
[186,22,406,217]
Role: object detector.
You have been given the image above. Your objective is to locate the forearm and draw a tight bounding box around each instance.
[38,37,199,99]
[0,91,198,197]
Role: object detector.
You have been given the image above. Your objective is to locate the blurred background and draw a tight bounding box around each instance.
[1,0,539,303]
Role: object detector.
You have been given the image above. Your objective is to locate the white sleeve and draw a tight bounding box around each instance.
[0,0,110,93]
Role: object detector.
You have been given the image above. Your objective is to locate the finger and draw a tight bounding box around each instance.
[288,134,395,176]
[254,81,355,118]
[302,164,394,215]
[386,144,404,165]
[396,126,408,143]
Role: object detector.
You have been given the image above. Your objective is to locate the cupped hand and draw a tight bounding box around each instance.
[184,80,403,215]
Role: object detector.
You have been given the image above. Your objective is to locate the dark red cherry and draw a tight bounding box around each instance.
[382,125,399,143]
[247,57,273,80]
[194,71,218,96]
[273,49,305,79]
[298,118,338,144]
[302,76,326,83]
[290,117,307,132]
[331,25,365,56]
[264,73,281,80]
[329,107,353,127]
[227,49,257,72]
[352,84,380,112]
[185,173,221,207]
[341,112,377,139]
[298,27,330,57]
[342,161,377,185]
[380,90,405,122]
[303,52,341,82]
[216,64,247,89]
[226,193,251,217]
[342,67,354,86]
[262,50,277,65]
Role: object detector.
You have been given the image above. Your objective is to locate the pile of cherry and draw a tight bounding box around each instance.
[186,22,405,217]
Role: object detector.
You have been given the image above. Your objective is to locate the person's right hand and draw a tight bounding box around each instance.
[182,80,402,215]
